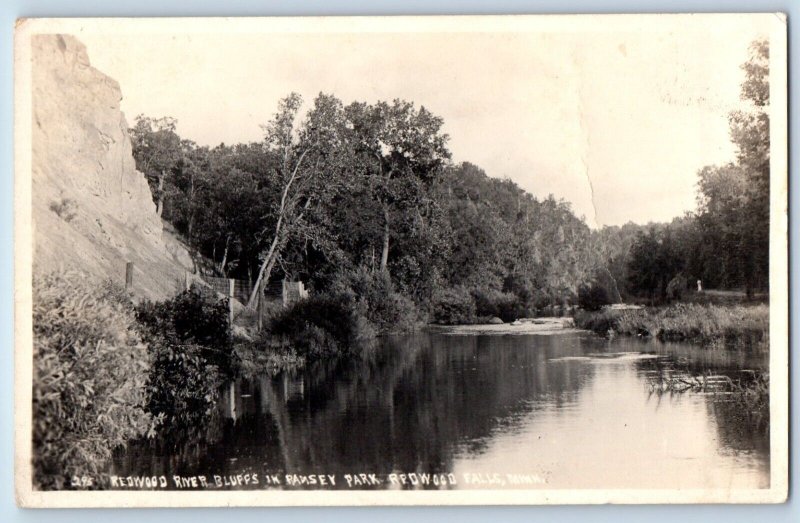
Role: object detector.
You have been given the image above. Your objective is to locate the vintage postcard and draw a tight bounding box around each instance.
[14,15,788,507]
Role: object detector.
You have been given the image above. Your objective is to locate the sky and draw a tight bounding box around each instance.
[70,16,774,228]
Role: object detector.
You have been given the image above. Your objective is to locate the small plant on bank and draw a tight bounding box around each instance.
[472,288,526,322]
[48,197,77,222]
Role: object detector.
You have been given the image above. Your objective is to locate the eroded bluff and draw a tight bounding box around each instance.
[31,34,192,300]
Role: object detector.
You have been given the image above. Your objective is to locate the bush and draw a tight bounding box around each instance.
[329,267,419,334]
[578,283,611,311]
[432,287,476,324]
[135,285,235,427]
[472,288,526,322]
[32,271,155,489]
[135,285,236,377]
[574,308,620,335]
[268,293,367,359]
[235,334,306,376]
[143,336,221,428]
[48,198,77,222]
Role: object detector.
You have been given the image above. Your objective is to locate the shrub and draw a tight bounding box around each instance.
[135,285,235,427]
[143,336,221,428]
[234,334,306,376]
[578,283,611,311]
[574,308,620,335]
[268,293,367,359]
[432,287,476,324]
[135,285,236,377]
[48,198,77,222]
[329,267,420,334]
[32,271,155,489]
[472,288,526,322]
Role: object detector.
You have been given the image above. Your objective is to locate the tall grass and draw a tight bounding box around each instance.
[574,303,769,349]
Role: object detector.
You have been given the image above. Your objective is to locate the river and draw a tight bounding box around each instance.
[111,328,769,490]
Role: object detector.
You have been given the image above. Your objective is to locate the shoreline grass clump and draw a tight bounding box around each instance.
[234,335,306,376]
[574,303,769,349]
[730,371,770,429]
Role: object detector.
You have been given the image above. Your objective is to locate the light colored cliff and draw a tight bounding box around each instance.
[32,34,193,300]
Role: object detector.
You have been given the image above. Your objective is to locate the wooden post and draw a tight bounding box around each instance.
[125,262,134,290]
[257,280,264,331]
[228,278,235,326]
[228,381,237,422]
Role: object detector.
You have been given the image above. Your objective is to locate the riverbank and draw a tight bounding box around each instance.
[428,317,579,336]
[574,303,769,350]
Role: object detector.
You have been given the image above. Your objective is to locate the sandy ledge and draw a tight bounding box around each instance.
[426,317,584,336]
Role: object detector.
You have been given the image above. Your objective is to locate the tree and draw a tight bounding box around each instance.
[694,39,770,296]
[247,93,344,307]
[129,115,182,217]
[731,40,770,295]
[344,100,451,274]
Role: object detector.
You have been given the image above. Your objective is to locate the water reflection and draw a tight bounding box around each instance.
[112,331,769,490]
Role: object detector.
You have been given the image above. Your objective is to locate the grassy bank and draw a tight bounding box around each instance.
[234,337,305,376]
[574,303,769,349]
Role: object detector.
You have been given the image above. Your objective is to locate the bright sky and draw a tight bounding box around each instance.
[69,16,775,227]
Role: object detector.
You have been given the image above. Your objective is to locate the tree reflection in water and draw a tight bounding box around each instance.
[112,331,769,490]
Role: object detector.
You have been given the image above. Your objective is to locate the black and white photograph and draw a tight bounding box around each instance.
[13,14,788,506]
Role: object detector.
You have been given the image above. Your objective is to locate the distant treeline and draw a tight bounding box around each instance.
[130,40,769,313]
[596,40,770,302]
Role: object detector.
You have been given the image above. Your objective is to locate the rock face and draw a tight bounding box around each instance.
[32,34,192,300]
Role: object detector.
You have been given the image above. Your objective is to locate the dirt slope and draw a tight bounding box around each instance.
[31,34,193,300]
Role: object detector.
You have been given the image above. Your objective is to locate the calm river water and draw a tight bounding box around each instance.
[112,329,769,490]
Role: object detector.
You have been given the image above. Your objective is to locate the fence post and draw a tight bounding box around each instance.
[257,280,264,331]
[228,278,235,326]
[125,262,134,290]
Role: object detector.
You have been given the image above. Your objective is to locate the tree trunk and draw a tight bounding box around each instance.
[246,148,311,309]
[187,173,195,239]
[247,232,282,309]
[156,170,165,217]
[380,207,390,272]
[219,235,230,277]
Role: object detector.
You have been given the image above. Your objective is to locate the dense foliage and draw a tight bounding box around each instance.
[431,287,476,325]
[130,40,769,319]
[131,100,595,317]
[577,283,611,312]
[328,267,419,334]
[134,286,235,426]
[32,272,155,489]
[267,294,365,358]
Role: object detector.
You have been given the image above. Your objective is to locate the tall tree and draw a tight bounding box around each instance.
[247,93,344,307]
[345,100,451,274]
[694,39,770,295]
[129,115,182,217]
